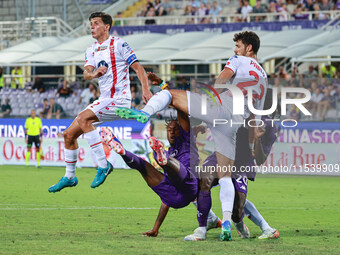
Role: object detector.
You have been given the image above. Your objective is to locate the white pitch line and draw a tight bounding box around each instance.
[0,206,159,211]
[0,206,339,211]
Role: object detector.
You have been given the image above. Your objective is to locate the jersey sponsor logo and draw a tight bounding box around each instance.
[95,46,108,52]
[98,60,109,69]
[126,54,137,65]
[122,42,132,51]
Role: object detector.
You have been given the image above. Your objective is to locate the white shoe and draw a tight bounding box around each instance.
[258,228,280,239]
[233,221,250,239]
[206,217,222,231]
[184,228,207,241]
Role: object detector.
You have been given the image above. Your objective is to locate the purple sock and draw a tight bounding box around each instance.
[122,151,146,172]
[197,190,212,227]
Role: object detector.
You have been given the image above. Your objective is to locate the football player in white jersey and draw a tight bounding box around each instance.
[49,12,152,193]
[116,31,268,241]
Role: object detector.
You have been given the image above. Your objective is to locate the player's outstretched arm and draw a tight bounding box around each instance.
[254,126,268,165]
[177,110,190,132]
[142,202,169,237]
[213,67,234,93]
[131,62,153,103]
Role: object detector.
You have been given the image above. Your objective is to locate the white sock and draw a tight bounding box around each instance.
[208,209,219,222]
[85,129,108,169]
[197,227,207,234]
[219,177,234,223]
[244,200,271,231]
[64,148,79,179]
[142,90,172,115]
[234,221,246,231]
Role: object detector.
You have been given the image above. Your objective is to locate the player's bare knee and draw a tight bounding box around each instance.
[200,176,213,191]
[76,113,87,127]
[63,129,75,143]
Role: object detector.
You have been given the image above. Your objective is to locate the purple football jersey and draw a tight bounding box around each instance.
[234,115,278,180]
[203,116,278,180]
[168,126,200,173]
[151,126,199,208]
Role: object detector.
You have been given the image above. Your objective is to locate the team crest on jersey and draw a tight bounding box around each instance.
[229,55,238,61]
[170,149,178,157]
[98,60,108,68]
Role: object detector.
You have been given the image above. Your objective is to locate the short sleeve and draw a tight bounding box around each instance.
[224,55,240,74]
[84,47,95,68]
[118,39,138,66]
[38,118,42,129]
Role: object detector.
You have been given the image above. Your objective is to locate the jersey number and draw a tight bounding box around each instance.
[236,71,265,102]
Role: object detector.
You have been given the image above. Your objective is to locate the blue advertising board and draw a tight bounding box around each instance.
[0,118,150,139]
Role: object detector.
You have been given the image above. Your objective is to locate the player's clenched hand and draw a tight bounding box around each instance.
[193,125,206,137]
[95,66,107,78]
[142,88,153,104]
[147,72,162,86]
[142,229,159,237]
[255,126,266,139]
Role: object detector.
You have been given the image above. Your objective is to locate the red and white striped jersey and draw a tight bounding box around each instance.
[224,55,268,119]
[84,36,137,100]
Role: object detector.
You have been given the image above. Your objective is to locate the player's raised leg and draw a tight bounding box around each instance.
[77,109,113,188]
[149,136,196,194]
[116,73,189,123]
[48,119,83,193]
[101,127,163,186]
[48,109,112,193]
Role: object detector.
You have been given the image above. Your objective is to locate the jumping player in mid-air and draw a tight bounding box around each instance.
[48,12,152,193]
[116,31,268,241]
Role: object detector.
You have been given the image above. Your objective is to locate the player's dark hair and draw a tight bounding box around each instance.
[89,12,112,30]
[233,31,260,54]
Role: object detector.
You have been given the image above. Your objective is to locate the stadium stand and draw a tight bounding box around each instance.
[0,0,340,121]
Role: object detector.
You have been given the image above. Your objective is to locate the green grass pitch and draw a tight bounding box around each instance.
[0,165,339,254]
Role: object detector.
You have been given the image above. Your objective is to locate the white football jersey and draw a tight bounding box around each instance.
[84,36,137,100]
[223,55,268,119]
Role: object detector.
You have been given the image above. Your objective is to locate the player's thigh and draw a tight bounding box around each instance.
[63,118,84,140]
[216,152,234,179]
[169,89,189,114]
[187,91,228,125]
[85,98,130,125]
[199,168,217,191]
[143,161,164,187]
